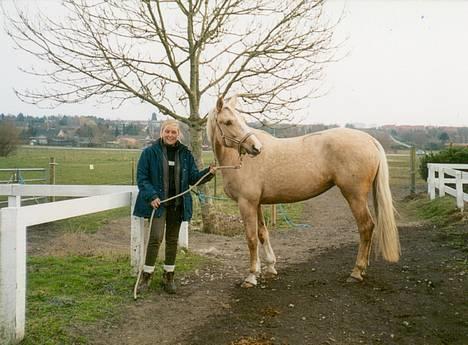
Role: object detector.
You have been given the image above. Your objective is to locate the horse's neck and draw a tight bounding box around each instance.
[213,139,239,166]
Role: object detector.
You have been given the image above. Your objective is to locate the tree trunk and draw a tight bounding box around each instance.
[189,124,218,233]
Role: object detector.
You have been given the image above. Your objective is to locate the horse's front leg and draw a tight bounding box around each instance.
[238,198,260,288]
[258,206,277,278]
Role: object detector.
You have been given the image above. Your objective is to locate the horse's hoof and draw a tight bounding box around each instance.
[241,281,256,288]
[263,271,277,279]
[346,276,363,283]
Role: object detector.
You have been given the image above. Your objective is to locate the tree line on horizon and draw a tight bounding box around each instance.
[1,112,467,158]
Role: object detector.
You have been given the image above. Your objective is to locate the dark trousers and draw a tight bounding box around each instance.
[145,206,182,268]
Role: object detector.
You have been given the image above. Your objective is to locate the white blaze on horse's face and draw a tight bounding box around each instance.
[215,96,263,156]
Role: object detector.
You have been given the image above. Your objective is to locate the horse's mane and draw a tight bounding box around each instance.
[206,109,216,145]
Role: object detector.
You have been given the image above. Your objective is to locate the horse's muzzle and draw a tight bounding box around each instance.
[247,145,262,157]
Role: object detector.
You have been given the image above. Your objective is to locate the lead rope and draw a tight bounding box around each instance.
[133,161,242,300]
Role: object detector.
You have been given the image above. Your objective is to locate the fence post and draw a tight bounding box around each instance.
[455,170,464,211]
[131,158,136,185]
[271,204,277,227]
[8,195,21,208]
[0,208,16,345]
[213,174,217,198]
[438,167,445,197]
[49,157,56,202]
[410,146,416,195]
[178,222,189,249]
[428,164,436,200]
[13,169,22,184]
[130,191,145,276]
[0,207,26,344]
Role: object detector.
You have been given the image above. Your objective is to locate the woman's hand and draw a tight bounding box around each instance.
[209,163,217,174]
[151,198,161,209]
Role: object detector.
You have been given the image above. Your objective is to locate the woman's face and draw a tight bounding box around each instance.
[161,125,179,145]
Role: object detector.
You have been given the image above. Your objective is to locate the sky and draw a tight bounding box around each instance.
[0,0,467,127]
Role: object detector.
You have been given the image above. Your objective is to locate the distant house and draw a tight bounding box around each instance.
[449,143,468,148]
[57,129,66,139]
[77,138,92,147]
[117,136,140,149]
[29,135,48,145]
[48,138,75,147]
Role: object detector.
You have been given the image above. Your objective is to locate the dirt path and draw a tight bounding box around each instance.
[30,187,467,345]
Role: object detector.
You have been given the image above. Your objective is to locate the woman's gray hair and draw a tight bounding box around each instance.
[160,119,184,140]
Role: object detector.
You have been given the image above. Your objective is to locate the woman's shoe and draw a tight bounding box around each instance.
[162,271,176,294]
[136,271,153,294]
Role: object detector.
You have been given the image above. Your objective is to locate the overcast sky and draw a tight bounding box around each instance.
[1,0,467,127]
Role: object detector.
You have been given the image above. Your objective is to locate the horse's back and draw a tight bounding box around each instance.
[254,128,381,203]
[258,127,380,168]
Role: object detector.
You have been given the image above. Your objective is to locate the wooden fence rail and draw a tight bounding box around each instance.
[427,163,468,211]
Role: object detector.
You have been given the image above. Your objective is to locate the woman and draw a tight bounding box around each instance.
[133,119,216,294]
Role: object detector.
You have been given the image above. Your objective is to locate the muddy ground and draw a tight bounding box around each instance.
[29,187,467,345]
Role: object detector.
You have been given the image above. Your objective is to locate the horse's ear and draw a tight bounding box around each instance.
[216,97,224,112]
[226,95,238,108]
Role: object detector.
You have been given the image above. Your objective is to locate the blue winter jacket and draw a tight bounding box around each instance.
[133,139,213,220]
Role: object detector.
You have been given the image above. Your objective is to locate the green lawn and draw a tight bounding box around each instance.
[0,146,140,185]
[23,253,208,345]
[0,147,424,233]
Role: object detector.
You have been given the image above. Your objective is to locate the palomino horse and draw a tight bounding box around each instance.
[207,96,400,287]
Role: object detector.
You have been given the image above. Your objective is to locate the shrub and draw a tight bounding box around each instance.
[419,146,468,180]
[0,121,20,157]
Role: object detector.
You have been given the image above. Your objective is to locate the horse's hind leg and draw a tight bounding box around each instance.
[344,195,375,282]
[238,198,260,288]
[257,206,277,278]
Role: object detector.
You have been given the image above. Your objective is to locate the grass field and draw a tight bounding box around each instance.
[0,146,140,185]
[1,146,441,345]
[0,146,428,234]
[0,146,303,230]
[0,146,429,231]
[23,252,208,345]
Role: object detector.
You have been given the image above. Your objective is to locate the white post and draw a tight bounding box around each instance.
[15,215,26,343]
[438,167,446,197]
[428,164,436,200]
[0,207,26,344]
[0,209,17,345]
[7,196,20,208]
[455,171,464,211]
[130,192,145,276]
[178,221,189,249]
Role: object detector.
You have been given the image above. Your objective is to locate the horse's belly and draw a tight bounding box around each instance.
[260,174,334,204]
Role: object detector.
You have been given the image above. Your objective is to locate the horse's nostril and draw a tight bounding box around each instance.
[252,146,261,155]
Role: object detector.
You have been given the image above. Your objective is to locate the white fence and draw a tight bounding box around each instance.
[427,164,468,211]
[0,184,189,345]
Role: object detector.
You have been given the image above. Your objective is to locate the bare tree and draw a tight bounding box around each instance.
[0,121,20,157]
[4,0,337,230]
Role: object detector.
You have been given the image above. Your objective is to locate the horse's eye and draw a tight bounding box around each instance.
[225,120,232,126]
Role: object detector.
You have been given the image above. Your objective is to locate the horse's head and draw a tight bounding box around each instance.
[208,96,262,156]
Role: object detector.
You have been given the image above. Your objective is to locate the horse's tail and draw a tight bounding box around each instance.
[372,141,401,262]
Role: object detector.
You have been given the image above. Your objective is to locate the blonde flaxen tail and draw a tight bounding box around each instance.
[372,142,401,262]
